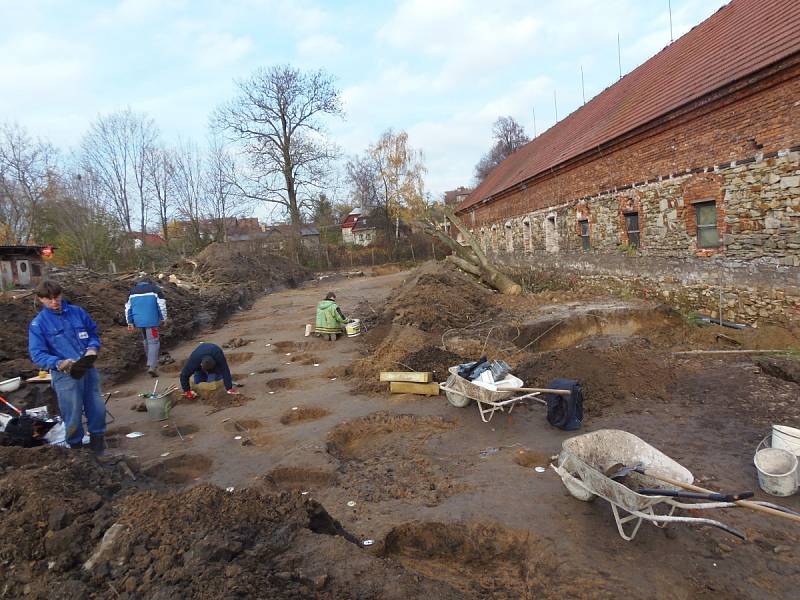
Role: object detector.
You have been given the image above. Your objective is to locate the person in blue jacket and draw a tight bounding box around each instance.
[28,280,106,453]
[125,278,167,377]
[179,342,239,399]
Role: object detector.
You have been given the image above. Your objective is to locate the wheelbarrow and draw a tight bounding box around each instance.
[552,429,748,541]
[439,366,570,423]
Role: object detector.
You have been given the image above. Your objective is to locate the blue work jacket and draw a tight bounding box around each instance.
[28,300,101,370]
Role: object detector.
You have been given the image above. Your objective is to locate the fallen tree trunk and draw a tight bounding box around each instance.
[414,209,522,296]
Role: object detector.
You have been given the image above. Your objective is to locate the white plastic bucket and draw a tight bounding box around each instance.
[345,319,362,337]
[772,424,800,456]
[753,447,798,496]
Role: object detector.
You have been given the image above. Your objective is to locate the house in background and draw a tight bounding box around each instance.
[341,209,377,246]
[443,186,472,207]
[0,245,53,288]
[127,232,167,249]
[262,224,321,250]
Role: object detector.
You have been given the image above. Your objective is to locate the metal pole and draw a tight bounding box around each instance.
[668,0,674,42]
[617,33,622,79]
[553,90,558,122]
[581,65,586,104]
[532,107,537,137]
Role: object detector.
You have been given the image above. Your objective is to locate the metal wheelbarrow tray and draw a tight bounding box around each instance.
[439,366,543,423]
[552,429,744,540]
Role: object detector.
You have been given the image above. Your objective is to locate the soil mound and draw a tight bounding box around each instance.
[383,262,495,334]
[515,340,677,418]
[346,326,432,394]
[192,241,310,288]
[401,346,469,382]
[0,446,470,599]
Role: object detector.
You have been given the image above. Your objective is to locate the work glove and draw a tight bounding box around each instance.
[183,390,198,400]
[85,348,98,357]
[226,389,240,395]
[57,359,75,373]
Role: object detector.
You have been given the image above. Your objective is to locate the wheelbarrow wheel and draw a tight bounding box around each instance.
[444,389,471,408]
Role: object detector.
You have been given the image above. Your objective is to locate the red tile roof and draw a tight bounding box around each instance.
[459,0,800,212]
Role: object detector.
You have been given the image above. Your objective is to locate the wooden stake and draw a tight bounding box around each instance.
[380,371,433,383]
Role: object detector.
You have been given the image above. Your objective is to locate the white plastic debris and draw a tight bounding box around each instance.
[362,539,374,546]
[330,377,337,381]
[234,435,243,440]
[249,372,255,375]
[347,501,356,507]
[291,407,298,411]
[226,487,235,493]
[313,363,320,367]
[268,391,275,395]
[534,466,546,473]
[160,452,170,457]
[285,353,291,356]
[126,432,145,439]
[300,491,309,495]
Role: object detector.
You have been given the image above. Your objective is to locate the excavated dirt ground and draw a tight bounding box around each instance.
[1,261,800,599]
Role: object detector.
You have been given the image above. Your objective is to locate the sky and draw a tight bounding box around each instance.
[1,0,729,214]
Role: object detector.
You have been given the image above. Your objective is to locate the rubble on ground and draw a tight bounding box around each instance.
[0,243,311,384]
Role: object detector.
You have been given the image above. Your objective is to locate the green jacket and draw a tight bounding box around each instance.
[315,300,347,334]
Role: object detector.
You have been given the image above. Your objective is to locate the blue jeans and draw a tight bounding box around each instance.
[51,368,105,447]
[193,371,221,384]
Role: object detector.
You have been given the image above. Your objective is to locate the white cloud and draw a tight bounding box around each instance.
[297,35,343,60]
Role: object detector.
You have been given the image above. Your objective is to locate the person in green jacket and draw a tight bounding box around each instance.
[316,292,348,340]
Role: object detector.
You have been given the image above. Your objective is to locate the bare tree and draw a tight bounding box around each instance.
[473,116,530,183]
[213,65,343,233]
[345,154,379,210]
[205,137,246,241]
[171,139,206,251]
[145,146,175,241]
[81,109,159,237]
[0,122,56,243]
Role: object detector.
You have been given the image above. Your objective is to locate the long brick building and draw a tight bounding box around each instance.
[457,0,800,323]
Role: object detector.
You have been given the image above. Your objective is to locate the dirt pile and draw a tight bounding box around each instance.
[190,241,310,289]
[400,346,468,382]
[515,339,678,417]
[383,262,495,334]
[0,446,475,599]
[0,242,311,385]
[346,326,432,393]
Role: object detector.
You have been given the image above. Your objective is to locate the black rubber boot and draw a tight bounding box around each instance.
[68,442,83,450]
[89,433,106,456]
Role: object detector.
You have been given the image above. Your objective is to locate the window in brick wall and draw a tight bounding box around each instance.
[624,212,640,248]
[522,218,531,251]
[579,219,590,251]
[695,201,720,248]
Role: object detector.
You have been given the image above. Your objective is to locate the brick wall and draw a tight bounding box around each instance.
[458,58,800,322]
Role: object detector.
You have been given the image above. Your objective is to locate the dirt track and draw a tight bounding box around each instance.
[3,265,800,598]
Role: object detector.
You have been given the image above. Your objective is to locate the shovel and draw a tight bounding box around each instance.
[609,463,800,525]
[636,488,754,502]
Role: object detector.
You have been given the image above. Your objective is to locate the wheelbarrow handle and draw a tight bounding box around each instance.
[495,387,572,396]
[636,467,800,525]
[637,488,754,502]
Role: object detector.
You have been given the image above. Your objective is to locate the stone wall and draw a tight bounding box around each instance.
[472,151,800,324]
[457,58,800,323]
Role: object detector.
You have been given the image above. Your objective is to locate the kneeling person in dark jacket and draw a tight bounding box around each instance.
[179,342,239,399]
